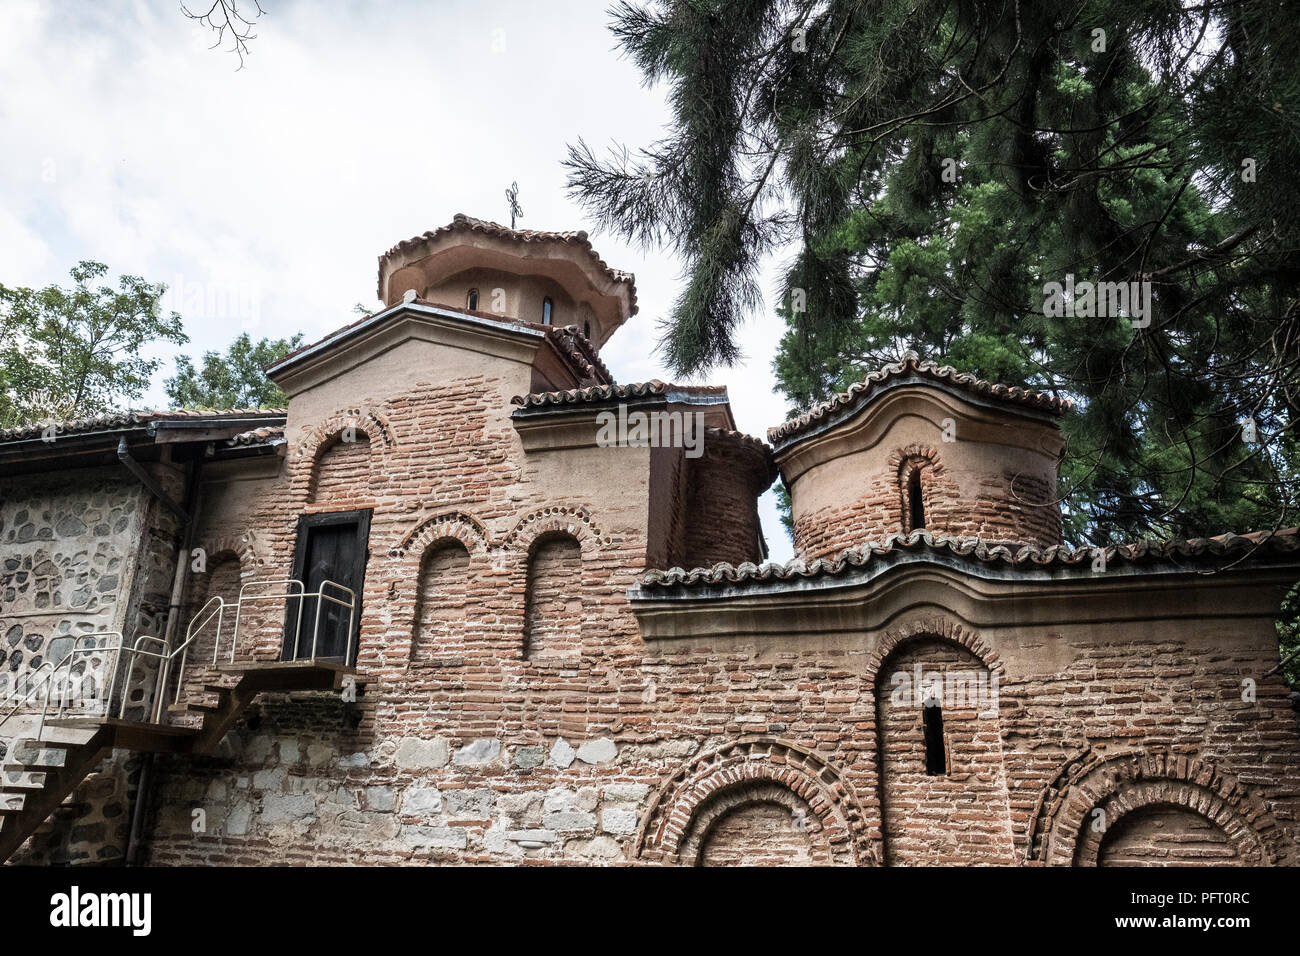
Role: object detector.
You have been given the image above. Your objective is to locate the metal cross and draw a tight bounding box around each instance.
[505,181,523,230]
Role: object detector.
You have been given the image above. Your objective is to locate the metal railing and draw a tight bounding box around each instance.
[162,578,356,719]
[0,577,357,735]
[0,632,124,740]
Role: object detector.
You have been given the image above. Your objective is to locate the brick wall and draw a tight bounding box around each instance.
[123,335,1300,868]
[792,447,1062,562]
[877,639,1016,865]
[677,432,769,568]
[523,535,583,660]
[1097,805,1242,866]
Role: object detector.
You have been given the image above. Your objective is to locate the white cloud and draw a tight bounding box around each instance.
[0,0,796,558]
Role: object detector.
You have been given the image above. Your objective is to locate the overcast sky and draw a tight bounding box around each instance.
[0,0,796,559]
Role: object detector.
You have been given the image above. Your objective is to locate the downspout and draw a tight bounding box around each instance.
[117,436,203,865]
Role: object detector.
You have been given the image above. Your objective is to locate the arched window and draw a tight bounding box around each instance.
[412,542,470,661]
[524,533,581,659]
[583,320,592,339]
[466,288,479,311]
[542,297,553,325]
[308,430,372,505]
[900,457,931,534]
[907,468,925,531]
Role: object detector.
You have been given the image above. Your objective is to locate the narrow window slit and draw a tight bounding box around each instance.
[923,699,946,775]
[907,467,926,531]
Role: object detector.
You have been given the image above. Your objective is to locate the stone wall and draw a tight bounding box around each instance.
[0,464,175,865]
[0,468,145,699]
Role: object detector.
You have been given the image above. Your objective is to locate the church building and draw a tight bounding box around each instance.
[1,214,1298,866]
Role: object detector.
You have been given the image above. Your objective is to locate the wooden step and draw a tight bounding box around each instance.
[35,725,102,746]
[20,738,82,751]
[41,718,196,754]
[168,701,221,714]
[218,659,352,674]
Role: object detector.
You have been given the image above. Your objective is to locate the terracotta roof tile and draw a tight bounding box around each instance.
[224,425,286,447]
[379,213,638,314]
[704,426,773,457]
[768,350,1071,448]
[511,381,726,410]
[637,527,1300,590]
[0,408,287,444]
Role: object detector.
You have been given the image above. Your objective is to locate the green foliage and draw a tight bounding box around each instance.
[569,0,1300,549]
[165,332,304,410]
[1278,586,1300,690]
[0,261,187,427]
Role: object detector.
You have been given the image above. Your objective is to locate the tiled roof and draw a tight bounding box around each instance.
[379,213,638,314]
[511,381,727,410]
[704,426,773,457]
[0,408,287,444]
[637,528,1300,590]
[768,350,1071,448]
[546,324,614,386]
[225,425,286,447]
[268,299,616,387]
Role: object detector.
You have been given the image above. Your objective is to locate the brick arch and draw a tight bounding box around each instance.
[289,406,397,496]
[390,511,490,561]
[683,781,831,866]
[889,444,944,536]
[887,442,943,473]
[864,616,1003,692]
[199,532,267,576]
[500,505,611,554]
[633,737,877,866]
[1028,749,1282,867]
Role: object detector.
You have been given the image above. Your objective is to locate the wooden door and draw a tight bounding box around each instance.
[283,510,371,661]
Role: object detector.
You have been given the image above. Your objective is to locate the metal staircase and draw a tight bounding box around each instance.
[0,579,357,863]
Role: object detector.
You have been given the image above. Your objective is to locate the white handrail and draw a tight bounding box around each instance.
[159,596,225,720]
[124,635,169,721]
[300,580,357,665]
[0,578,360,736]
[229,579,305,666]
[0,633,123,740]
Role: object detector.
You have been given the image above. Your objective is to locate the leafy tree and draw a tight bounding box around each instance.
[566,0,1299,547]
[165,331,303,410]
[0,261,188,427]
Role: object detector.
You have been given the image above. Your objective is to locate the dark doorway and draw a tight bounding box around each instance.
[284,510,371,662]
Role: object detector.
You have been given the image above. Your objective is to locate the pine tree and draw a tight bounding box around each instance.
[567,0,1299,544]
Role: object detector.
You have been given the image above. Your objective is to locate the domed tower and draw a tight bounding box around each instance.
[768,351,1069,562]
[376,213,637,349]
